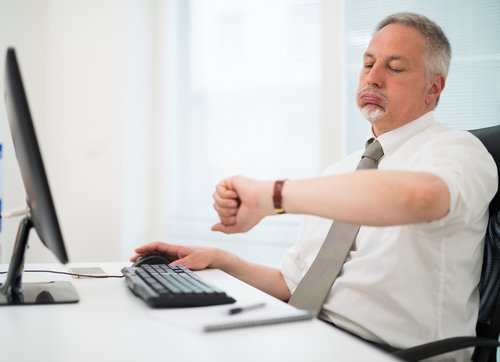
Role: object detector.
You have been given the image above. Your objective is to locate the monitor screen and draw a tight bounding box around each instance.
[0,47,78,305]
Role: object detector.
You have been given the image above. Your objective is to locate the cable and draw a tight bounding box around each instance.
[0,269,124,278]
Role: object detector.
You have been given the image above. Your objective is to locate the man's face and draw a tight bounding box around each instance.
[356,23,444,136]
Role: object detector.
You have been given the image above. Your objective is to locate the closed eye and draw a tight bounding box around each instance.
[388,66,404,73]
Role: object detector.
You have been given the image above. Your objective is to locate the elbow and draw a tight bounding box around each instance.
[406,175,450,222]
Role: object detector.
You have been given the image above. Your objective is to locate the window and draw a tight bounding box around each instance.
[164,0,322,266]
[162,1,499,267]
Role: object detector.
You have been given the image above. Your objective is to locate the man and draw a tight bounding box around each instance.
[132,13,497,360]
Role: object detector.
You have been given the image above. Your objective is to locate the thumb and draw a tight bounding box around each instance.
[211,222,232,234]
[211,223,225,232]
[211,222,242,234]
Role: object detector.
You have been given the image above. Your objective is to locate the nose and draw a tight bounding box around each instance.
[364,63,385,88]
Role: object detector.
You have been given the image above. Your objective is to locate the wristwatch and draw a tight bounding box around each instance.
[273,179,287,214]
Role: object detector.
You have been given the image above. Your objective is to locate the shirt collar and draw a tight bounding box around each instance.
[366,111,437,157]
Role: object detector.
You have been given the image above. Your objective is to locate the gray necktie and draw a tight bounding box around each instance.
[288,138,384,316]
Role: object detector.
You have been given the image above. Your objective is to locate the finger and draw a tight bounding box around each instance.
[134,242,179,259]
[219,215,237,226]
[213,203,238,217]
[213,190,239,208]
[130,253,142,262]
[216,181,239,199]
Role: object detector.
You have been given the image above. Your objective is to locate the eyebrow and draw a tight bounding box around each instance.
[363,52,409,63]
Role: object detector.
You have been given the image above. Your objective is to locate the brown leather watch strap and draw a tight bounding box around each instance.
[273,179,287,214]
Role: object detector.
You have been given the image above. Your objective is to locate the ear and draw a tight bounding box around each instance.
[425,74,446,107]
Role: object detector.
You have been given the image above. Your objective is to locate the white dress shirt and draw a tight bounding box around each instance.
[280,112,498,361]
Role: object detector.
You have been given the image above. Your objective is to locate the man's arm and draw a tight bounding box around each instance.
[212,170,450,233]
[214,251,292,301]
[131,242,291,301]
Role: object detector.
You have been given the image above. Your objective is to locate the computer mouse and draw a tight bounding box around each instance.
[132,253,173,267]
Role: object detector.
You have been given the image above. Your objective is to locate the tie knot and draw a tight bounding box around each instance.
[363,138,384,162]
[356,138,384,170]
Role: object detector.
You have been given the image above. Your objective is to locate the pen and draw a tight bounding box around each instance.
[228,302,266,315]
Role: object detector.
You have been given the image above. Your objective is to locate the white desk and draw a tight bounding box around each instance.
[0,262,398,362]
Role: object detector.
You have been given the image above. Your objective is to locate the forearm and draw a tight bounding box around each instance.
[281,170,450,226]
[212,249,291,301]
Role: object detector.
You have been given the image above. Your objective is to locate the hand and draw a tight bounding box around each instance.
[130,241,221,270]
[211,176,273,234]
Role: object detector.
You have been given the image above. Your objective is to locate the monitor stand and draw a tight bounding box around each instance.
[0,216,79,305]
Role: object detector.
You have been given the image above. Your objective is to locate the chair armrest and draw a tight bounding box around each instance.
[392,336,500,361]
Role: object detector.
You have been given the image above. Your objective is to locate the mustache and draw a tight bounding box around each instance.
[358,87,389,101]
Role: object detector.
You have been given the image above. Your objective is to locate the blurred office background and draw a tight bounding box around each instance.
[0,0,498,266]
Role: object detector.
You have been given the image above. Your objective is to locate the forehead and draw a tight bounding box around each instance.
[365,23,427,61]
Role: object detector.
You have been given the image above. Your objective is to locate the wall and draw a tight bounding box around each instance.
[0,0,50,261]
[0,0,165,263]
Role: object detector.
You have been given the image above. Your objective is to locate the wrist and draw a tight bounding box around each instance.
[252,180,276,217]
[209,248,226,270]
[212,249,241,272]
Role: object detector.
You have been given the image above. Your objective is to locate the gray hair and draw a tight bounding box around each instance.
[375,12,452,79]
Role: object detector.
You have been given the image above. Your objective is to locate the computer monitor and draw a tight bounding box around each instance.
[0,47,78,305]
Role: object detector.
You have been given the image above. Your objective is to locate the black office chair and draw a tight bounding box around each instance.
[393,125,500,362]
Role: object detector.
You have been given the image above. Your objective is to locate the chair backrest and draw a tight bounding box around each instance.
[470,126,500,215]
[469,126,500,355]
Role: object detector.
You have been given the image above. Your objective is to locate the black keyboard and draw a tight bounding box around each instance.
[121,264,236,308]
